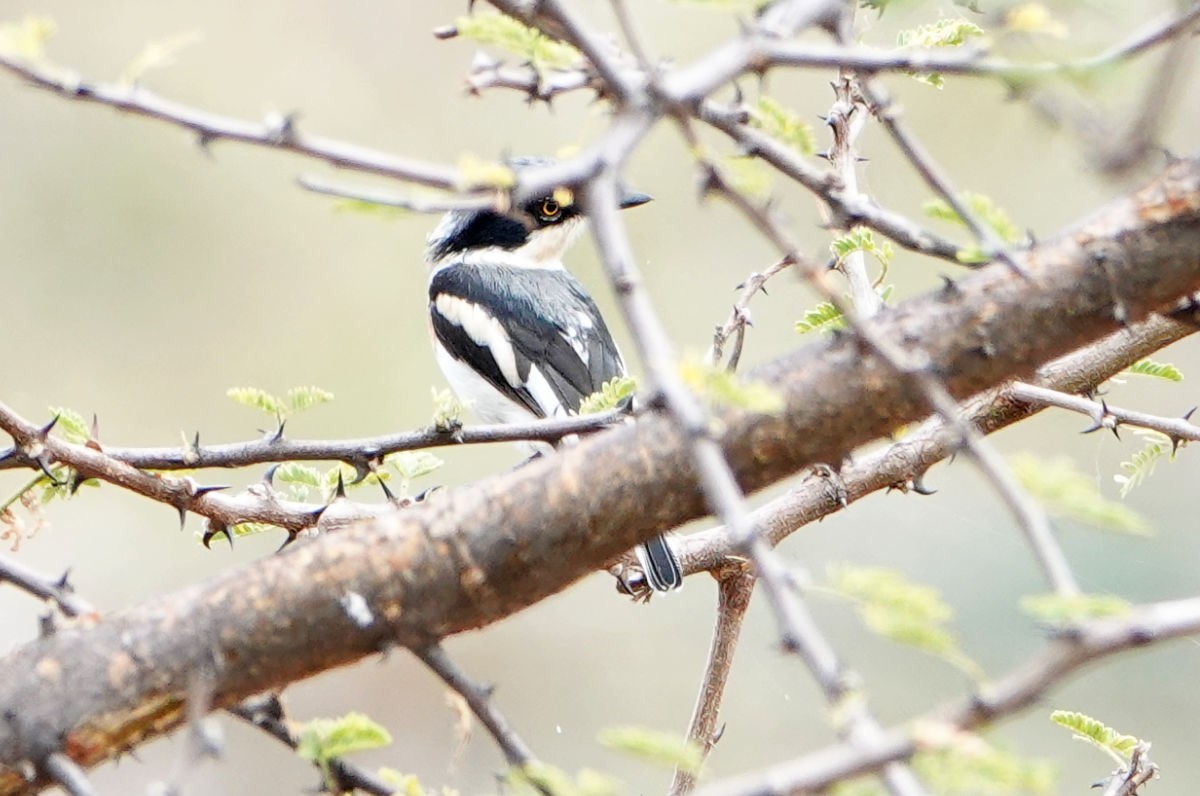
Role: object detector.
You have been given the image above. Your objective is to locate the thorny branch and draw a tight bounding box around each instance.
[0,555,397,796]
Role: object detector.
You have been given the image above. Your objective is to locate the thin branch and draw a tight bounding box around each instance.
[1009,381,1200,444]
[297,175,495,214]
[414,645,536,769]
[40,754,95,796]
[670,567,755,796]
[707,258,793,370]
[0,556,95,618]
[0,54,459,189]
[0,409,622,472]
[826,71,883,316]
[699,101,962,263]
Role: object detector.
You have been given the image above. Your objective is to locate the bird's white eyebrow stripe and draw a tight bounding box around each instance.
[432,294,523,388]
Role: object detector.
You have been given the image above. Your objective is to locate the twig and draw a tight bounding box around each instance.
[1100,742,1158,796]
[1009,381,1200,444]
[0,54,458,189]
[414,644,536,768]
[0,409,624,474]
[670,567,755,796]
[297,175,495,214]
[859,77,1013,268]
[40,753,96,796]
[826,70,883,316]
[707,258,793,370]
[0,556,95,618]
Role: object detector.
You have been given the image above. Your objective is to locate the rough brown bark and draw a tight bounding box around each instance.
[1,158,1198,793]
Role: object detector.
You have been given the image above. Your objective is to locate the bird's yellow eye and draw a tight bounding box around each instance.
[539,199,561,220]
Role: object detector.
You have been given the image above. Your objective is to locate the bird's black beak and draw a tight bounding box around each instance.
[619,190,653,209]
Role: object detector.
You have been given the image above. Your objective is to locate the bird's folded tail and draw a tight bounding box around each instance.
[637,534,684,592]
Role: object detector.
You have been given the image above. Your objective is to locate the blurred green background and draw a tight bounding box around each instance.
[2,1,1199,793]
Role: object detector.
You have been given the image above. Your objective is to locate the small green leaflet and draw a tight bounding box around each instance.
[1114,429,1176,498]
[376,769,461,796]
[795,302,845,334]
[273,462,323,501]
[47,407,89,444]
[578,375,637,415]
[0,15,56,59]
[896,18,985,88]
[679,356,785,414]
[1124,358,1183,382]
[297,712,392,790]
[722,155,772,199]
[226,385,334,422]
[830,227,894,268]
[502,762,621,796]
[1050,710,1141,765]
[599,726,703,775]
[431,387,466,431]
[454,14,581,70]
[825,565,983,680]
[120,31,201,86]
[924,192,1022,246]
[1020,593,1131,626]
[911,745,1056,796]
[332,198,412,219]
[1009,453,1149,535]
[750,97,816,156]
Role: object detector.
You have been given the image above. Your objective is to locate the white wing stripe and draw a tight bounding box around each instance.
[434,294,523,389]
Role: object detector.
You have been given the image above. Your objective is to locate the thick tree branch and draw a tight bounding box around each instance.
[1,158,1199,792]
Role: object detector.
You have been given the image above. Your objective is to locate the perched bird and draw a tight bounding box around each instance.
[424,165,684,592]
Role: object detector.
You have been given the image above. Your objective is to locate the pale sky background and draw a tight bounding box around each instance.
[1,2,1199,794]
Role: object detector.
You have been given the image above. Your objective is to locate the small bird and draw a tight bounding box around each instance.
[424,162,683,593]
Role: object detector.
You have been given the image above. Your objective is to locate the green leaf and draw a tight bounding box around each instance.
[1050,710,1141,765]
[912,744,1057,795]
[47,407,89,445]
[1124,358,1183,382]
[897,18,985,48]
[272,462,322,501]
[457,153,516,191]
[1113,430,1176,498]
[120,31,201,85]
[287,385,335,414]
[722,155,772,199]
[578,375,637,415]
[830,227,894,268]
[0,15,57,59]
[226,387,285,420]
[1005,4,1068,37]
[825,565,983,680]
[455,13,580,70]
[795,302,845,334]
[679,356,785,414]
[332,198,413,219]
[431,387,466,431]
[749,97,816,156]
[386,451,444,494]
[1020,593,1131,626]
[1009,453,1150,534]
[296,712,392,767]
[923,192,1022,245]
[599,726,703,775]
[501,762,620,796]
[896,18,985,89]
[227,522,276,539]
